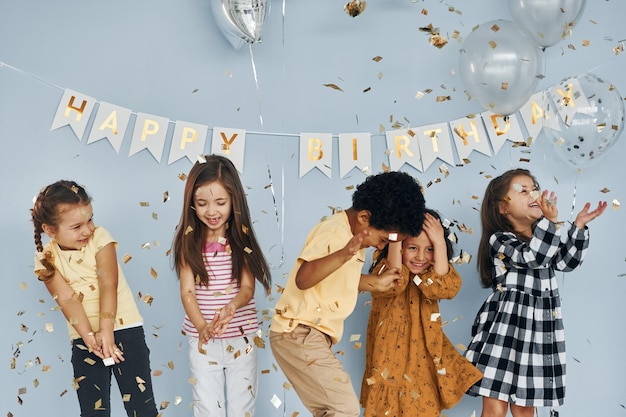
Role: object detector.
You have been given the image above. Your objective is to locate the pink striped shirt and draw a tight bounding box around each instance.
[182,240,259,339]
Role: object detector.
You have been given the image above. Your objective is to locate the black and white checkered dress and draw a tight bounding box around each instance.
[464,218,589,407]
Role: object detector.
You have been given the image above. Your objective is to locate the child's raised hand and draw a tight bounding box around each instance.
[574,201,607,229]
[422,213,445,245]
[538,189,558,222]
[343,229,370,256]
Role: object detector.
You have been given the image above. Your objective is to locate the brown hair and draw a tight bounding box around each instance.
[477,168,539,288]
[31,180,92,279]
[172,154,271,290]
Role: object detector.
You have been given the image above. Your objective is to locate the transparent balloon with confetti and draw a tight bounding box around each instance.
[543,72,625,169]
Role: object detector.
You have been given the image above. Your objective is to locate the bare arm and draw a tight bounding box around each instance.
[179,262,218,352]
[295,230,369,290]
[422,213,450,276]
[95,243,123,363]
[42,270,104,359]
[213,266,255,335]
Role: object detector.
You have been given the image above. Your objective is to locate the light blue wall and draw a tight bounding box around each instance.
[1,1,625,416]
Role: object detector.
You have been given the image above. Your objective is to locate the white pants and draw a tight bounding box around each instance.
[188,335,258,417]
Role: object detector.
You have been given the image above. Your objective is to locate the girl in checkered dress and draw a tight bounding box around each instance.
[464,169,606,417]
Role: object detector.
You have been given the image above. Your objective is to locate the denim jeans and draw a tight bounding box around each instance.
[71,326,158,417]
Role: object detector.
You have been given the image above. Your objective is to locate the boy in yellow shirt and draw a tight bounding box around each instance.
[270,171,426,417]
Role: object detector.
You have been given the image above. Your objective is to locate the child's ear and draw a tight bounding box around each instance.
[498,201,509,215]
[357,210,371,226]
[41,224,55,237]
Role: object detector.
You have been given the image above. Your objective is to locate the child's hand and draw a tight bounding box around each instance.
[97,329,125,364]
[343,229,370,257]
[213,302,237,336]
[370,267,402,292]
[422,213,445,245]
[538,189,558,222]
[574,201,607,229]
[84,332,105,359]
[197,315,220,352]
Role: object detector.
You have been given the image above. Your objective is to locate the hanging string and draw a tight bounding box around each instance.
[248,44,264,127]
[265,162,285,269]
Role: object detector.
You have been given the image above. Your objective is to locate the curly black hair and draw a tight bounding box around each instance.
[352,171,425,236]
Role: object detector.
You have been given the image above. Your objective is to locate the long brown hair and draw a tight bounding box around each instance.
[477,168,539,288]
[172,154,271,291]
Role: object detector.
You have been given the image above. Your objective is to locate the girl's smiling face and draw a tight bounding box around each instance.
[45,203,95,250]
[401,232,434,275]
[193,180,232,237]
[500,174,542,223]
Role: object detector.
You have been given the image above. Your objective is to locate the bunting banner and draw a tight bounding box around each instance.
[211,127,246,173]
[299,132,332,178]
[49,86,565,177]
[168,120,208,165]
[338,132,371,178]
[87,101,132,154]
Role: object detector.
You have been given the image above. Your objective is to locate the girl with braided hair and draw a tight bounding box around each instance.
[31,180,157,417]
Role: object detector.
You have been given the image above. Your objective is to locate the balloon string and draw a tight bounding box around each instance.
[266,162,285,269]
[248,44,264,127]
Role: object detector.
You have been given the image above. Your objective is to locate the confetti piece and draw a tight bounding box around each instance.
[323,83,343,92]
[344,0,366,17]
[270,394,282,408]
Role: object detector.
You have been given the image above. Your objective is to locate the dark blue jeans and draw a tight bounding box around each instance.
[71,326,158,417]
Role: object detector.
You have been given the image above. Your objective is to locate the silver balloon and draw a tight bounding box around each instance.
[211,0,270,49]
[508,0,586,48]
[544,73,624,169]
[458,19,544,116]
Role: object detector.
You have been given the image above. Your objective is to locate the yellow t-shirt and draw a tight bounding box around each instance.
[34,226,143,340]
[270,211,365,344]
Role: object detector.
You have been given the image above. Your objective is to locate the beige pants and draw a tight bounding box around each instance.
[270,324,361,417]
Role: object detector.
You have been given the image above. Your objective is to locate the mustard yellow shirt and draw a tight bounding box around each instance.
[270,211,365,344]
[35,226,143,340]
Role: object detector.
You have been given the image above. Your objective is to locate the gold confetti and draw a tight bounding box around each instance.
[150,268,158,279]
[139,202,150,207]
[612,199,620,210]
[344,0,366,17]
[372,56,382,62]
[323,83,343,92]
[123,254,132,264]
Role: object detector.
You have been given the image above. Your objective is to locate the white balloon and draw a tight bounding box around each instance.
[508,0,586,48]
[211,0,270,49]
[458,19,544,116]
[544,73,625,169]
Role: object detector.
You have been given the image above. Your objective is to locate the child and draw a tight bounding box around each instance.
[31,180,158,417]
[464,168,607,417]
[361,209,482,417]
[172,154,271,417]
[269,170,426,417]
